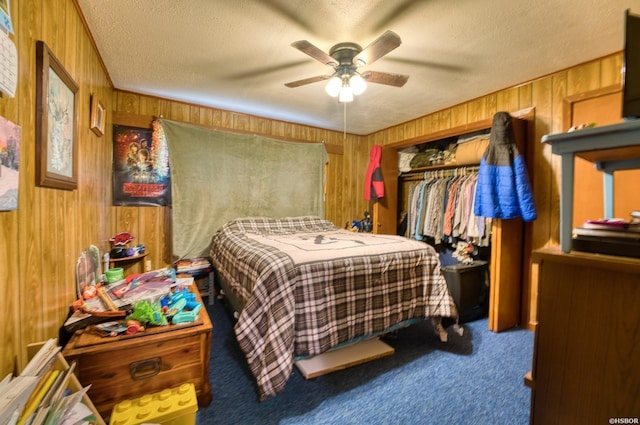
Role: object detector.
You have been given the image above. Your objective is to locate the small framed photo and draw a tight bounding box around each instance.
[35,40,79,190]
[90,94,105,136]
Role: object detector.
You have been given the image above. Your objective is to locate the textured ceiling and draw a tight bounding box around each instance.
[76,0,637,135]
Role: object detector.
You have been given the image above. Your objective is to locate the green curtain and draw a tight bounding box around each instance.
[160,119,328,259]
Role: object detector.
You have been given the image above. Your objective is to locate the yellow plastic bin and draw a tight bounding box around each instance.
[109,383,198,425]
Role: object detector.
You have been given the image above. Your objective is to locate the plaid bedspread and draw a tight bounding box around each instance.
[209,216,457,401]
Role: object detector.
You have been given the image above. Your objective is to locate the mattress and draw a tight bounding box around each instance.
[209,216,457,400]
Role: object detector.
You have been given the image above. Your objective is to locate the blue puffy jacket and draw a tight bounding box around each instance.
[473,112,537,222]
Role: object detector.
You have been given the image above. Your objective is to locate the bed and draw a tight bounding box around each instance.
[209,215,459,401]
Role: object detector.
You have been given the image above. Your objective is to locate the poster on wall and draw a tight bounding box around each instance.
[112,123,171,206]
[0,115,20,211]
[0,0,14,34]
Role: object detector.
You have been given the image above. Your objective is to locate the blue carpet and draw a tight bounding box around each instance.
[197,300,534,425]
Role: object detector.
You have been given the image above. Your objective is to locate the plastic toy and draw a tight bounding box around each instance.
[361,211,373,232]
[126,300,168,326]
[109,231,135,246]
[348,220,361,232]
[109,383,198,425]
[125,320,144,335]
[161,288,203,325]
[172,303,202,325]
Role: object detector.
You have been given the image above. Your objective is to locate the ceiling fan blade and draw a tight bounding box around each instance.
[362,70,409,87]
[225,60,309,81]
[284,75,331,88]
[353,30,402,66]
[291,40,336,66]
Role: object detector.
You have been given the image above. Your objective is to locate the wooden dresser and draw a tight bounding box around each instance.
[527,247,640,424]
[62,288,213,421]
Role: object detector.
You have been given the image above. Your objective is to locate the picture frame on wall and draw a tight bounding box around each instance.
[35,40,79,190]
[90,94,105,136]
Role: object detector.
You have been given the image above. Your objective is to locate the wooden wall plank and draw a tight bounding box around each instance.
[467,98,487,122]
[601,54,623,87]
[567,61,601,97]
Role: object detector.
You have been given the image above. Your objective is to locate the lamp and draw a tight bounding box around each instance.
[338,85,354,103]
[349,73,366,95]
[325,75,342,97]
[325,70,367,103]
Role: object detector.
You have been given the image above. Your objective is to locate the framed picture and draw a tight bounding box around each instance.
[90,94,105,136]
[35,40,79,190]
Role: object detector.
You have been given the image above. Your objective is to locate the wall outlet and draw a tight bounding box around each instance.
[144,260,152,272]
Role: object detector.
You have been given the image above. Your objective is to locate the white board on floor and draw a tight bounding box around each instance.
[294,337,394,379]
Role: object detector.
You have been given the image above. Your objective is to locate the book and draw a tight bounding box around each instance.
[175,257,211,272]
[20,339,60,378]
[582,218,640,231]
[573,234,640,258]
[573,227,640,240]
[175,276,195,287]
[104,277,173,308]
[0,375,39,425]
[40,383,91,425]
[17,370,60,425]
[41,361,76,410]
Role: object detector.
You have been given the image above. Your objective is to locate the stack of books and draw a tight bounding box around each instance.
[572,214,640,258]
[174,257,212,273]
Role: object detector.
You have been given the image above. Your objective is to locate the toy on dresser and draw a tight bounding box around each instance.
[109,231,145,260]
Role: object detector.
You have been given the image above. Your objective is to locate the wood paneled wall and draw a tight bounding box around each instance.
[0,0,625,378]
[0,0,113,375]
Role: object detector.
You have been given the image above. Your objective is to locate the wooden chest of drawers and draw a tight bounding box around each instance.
[62,289,213,421]
[528,248,640,424]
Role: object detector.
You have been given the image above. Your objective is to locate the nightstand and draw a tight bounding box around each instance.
[174,258,215,305]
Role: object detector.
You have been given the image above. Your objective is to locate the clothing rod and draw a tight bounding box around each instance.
[400,165,480,181]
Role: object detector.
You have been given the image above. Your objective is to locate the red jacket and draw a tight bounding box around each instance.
[364,145,384,200]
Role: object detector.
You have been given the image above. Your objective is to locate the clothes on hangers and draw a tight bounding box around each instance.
[406,169,492,247]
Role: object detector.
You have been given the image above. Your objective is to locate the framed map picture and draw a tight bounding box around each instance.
[35,40,79,190]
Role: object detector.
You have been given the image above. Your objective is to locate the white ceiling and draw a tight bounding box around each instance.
[76,0,637,135]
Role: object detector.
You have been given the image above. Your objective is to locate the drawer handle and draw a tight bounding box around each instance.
[129,357,161,381]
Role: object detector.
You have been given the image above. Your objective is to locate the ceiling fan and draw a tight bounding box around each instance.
[284,30,409,102]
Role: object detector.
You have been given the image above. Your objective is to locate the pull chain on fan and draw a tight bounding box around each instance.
[343,101,347,140]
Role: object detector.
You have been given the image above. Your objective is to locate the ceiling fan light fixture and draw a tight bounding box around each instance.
[349,73,367,95]
[338,85,354,103]
[287,30,408,104]
[325,76,342,97]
